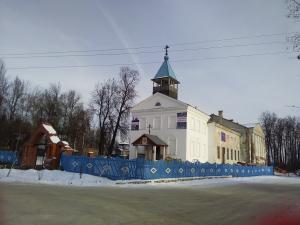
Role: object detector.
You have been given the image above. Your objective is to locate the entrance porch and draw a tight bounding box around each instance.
[131,134,168,160]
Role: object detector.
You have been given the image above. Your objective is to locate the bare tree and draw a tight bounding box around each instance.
[286,0,300,57]
[0,60,8,112]
[60,90,81,133]
[6,76,26,120]
[42,83,62,128]
[287,0,300,18]
[90,79,117,155]
[261,111,300,171]
[108,67,140,155]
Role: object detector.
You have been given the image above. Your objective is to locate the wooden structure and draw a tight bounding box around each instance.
[132,134,168,160]
[21,123,74,169]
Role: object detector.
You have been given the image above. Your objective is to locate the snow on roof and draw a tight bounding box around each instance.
[243,123,259,128]
[49,135,60,144]
[118,142,129,145]
[42,124,57,135]
[61,141,69,146]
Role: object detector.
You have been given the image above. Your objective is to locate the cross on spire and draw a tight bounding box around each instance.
[164,45,169,56]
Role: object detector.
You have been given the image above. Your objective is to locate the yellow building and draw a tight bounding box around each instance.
[208,117,241,164]
[244,123,266,165]
[208,111,267,165]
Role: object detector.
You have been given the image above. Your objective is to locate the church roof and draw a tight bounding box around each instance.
[154,56,177,79]
[132,134,168,146]
[153,47,179,83]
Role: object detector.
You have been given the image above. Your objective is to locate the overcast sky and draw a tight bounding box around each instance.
[0,0,299,123]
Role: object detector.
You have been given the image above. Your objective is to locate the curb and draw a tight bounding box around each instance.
[115,176,232,185]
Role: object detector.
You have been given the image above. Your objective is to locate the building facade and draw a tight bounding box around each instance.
[129,92,210,162]
[129,48,210,162]
[209,112,267,165]
[129,48,266,165]
[244,123,266,165]
[208,120,241,164]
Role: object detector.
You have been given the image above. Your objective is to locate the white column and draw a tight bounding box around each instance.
[135,146,138,158]
[162,146,166,160]
[153,146,157,161]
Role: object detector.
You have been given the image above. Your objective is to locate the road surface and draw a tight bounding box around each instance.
[1,182,300,225]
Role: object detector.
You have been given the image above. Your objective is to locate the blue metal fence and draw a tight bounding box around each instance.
[60,155,138,180]
[60,155,274,180]
[0,150,19,164]
[0,150,273,180]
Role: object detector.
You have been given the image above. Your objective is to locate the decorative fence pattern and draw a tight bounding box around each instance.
[60,155,138,180]
[60,155,274,180]
[0,150,19,164]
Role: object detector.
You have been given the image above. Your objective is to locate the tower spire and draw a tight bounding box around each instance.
[151,45,180,99]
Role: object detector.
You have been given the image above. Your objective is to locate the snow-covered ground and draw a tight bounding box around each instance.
[0,169,300,188]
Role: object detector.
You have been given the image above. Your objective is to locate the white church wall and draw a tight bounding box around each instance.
[130,108,187,160]
[207,123,217,163]
[129,93,211,162]
[186,106,210,162]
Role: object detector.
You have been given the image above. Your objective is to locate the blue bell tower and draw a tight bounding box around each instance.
[152,45,180,99]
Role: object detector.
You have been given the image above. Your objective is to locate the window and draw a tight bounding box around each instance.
[231,149,233,160]
[234,150,237,160]
[221,132,226,142]
[238,151,240,161]
[217,146,220,159]
[227,148,229,160]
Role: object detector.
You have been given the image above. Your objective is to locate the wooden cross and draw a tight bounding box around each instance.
[147,124,152,135]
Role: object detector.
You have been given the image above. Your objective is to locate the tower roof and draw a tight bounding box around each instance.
[153,45,179,83]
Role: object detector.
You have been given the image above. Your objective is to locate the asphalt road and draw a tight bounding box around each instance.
[1,182,300,225]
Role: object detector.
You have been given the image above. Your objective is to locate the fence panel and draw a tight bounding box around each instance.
[60,155,274,180]
[0,150,19,164]
[60,155,138,180]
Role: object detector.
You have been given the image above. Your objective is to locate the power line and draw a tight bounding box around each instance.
[286,105,300,109]
[1,31,296,56]
[6,50,291,70]
[0,41,287,59]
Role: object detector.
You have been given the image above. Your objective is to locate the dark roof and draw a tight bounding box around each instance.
[208,114,247,133]
[132,134,168,146]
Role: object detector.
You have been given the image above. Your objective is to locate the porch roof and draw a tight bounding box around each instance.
[132,134,168,147]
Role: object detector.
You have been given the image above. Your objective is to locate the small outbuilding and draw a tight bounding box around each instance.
[131,134,168,160]
[21,122,74,169]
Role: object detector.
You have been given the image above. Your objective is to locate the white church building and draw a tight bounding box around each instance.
[129,47,210,162]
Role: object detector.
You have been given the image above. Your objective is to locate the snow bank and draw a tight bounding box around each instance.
[0,169,115,187]
[0,169,299,188]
